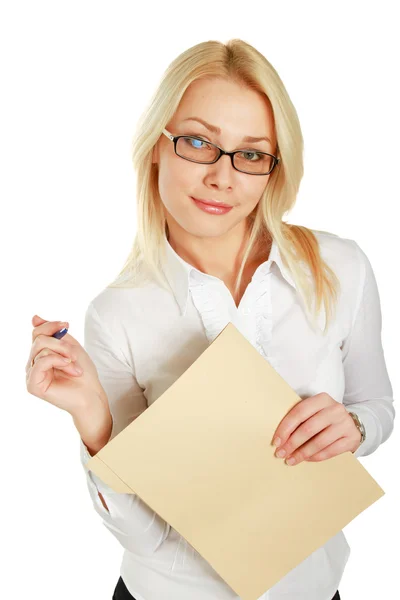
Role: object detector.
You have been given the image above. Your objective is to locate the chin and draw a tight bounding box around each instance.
[179,219,241,239]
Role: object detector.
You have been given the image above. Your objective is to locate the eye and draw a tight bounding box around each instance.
[238,151,263,161]
[183,136,210,149]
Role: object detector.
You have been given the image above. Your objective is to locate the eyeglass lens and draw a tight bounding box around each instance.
[176,136,274,174]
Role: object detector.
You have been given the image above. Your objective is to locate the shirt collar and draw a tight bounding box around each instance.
[161,231,296,316]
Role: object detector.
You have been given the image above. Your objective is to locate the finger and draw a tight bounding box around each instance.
[33,318,82,348]
[32,315,47,326]
[32,315,68,330]
[284,426,346,465]
[26,352,81,392]
[29,348,83,377]
[275,405,339,459]
[30,335,77,365]
[26,334,74,373]
[303,437,350,462]
[32,318,70,343]
[272,393,332,447]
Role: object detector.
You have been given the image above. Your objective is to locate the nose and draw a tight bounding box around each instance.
[208,152,235,182]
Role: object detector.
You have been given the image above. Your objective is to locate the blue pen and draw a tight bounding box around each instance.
[52,327,69,340]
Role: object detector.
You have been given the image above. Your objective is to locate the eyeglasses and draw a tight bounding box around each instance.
[162,128,280,176]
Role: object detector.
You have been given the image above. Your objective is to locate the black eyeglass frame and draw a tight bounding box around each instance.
[162,128,280,176]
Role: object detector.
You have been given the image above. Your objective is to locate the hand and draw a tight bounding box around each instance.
[271,393,363,466]
[26,314,108,418]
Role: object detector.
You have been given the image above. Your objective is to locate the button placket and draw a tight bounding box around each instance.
[254,270,278,369]
[189,276,232,344]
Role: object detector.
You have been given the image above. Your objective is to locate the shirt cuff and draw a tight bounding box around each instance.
[80,437,121,496]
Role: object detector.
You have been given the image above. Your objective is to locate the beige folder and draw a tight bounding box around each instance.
[85,322,384,600]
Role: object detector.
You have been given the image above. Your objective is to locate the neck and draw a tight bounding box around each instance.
[166,219,270,283]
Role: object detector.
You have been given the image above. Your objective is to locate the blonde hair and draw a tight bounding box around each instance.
[108,38,340,334]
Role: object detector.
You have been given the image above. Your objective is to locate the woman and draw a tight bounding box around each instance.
[26,39,394,600]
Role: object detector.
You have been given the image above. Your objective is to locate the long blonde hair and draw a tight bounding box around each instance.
[108,38,340,334]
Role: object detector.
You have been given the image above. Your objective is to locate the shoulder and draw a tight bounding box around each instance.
[86,281,161,331]
[310,228,375,310]
[311,228,367,282]
[311,228,359,262]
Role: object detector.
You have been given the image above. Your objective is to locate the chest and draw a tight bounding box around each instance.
[128,274,347,411]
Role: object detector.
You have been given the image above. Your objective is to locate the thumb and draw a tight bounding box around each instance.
[32,314,48,326]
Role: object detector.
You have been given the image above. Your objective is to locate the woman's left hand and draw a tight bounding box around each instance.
[271,392,363,466]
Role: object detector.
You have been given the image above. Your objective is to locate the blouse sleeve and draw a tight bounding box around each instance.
[79,300,171,555]
[341,242,395,458]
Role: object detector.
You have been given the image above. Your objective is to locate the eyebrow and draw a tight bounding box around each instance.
[181,116,272,145]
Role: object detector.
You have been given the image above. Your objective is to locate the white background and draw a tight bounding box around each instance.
[1,1,398,598]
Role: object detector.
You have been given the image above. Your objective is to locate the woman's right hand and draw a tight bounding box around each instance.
[25,314,109,418]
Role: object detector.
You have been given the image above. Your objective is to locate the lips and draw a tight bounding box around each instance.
[191,197,232,208]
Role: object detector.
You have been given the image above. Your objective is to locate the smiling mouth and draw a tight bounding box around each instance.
[191,196,233,208]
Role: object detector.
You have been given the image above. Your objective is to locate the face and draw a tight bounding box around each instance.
[152,77,277,243]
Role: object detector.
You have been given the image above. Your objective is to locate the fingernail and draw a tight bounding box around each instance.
[74,366,83,374]
[273,437,281,447]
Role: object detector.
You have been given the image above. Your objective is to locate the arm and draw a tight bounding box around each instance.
[78,410,113,512]
[341,242,395,458]
[79,300,171,554]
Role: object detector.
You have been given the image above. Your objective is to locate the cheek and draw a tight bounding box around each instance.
[243,182,268,212]
[158,161,194,212]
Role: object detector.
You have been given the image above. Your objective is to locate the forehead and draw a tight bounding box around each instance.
[171,78,275,139]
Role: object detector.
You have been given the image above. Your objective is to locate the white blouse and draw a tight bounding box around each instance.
[80,229,394,600]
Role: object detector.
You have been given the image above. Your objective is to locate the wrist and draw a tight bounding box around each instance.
[72,398,113,456]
